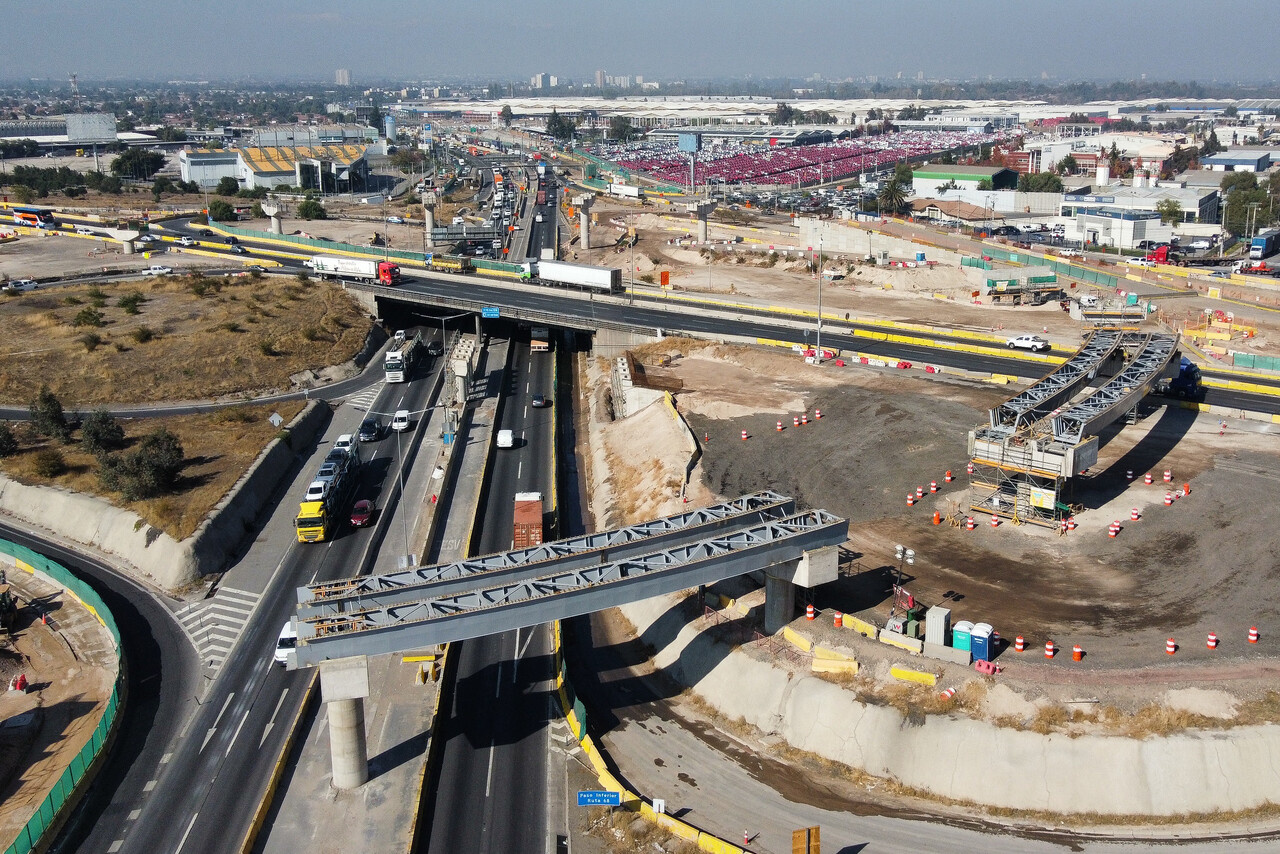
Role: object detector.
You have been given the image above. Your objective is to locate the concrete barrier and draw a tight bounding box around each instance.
[923,641,973,666]
[878,632,923,654]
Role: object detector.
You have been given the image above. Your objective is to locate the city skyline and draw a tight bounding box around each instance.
[2,0,1278,86]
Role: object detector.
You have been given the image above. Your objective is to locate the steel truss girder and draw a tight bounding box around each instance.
[1051,333,1177,445]
[290,510,847,667]
[299,491,795,614]
[990,329,1122,431]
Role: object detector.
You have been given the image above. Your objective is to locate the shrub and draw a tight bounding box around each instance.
[117,291,146,314]
[72,307,104,327]
[63,295,83,306]
[639,273,654,284]
[132,326,155,343]
[258,340,278,356]
[98,428,184,500]
[220,321,243,333]
[29,385,71,444]
[32,448,66,478]
[81,409,126,453]
[0,424,17,457]
[80,332,103,351]
[301,326,320,342]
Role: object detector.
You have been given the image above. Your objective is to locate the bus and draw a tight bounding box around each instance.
[1249,228,1280,260]
[11,207,55,229]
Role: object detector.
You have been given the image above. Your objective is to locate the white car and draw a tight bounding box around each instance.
[5,278,36,292]
[1007,334,1051,353]
[390,409,411,432]
[274,621,297,666]
[1189,238,1213,251]
[177,236,195,246]
[136,234,155,243]
[142,265,174,276]
[386,216,404,224]
[1126,257,1155,268]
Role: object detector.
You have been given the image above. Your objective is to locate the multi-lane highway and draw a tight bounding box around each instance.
[420,339,558,852]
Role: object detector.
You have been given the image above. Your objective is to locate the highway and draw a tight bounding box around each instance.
[420,339,557,853]
[55,329,447,854]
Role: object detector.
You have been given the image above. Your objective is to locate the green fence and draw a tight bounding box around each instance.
[976,246,1119,289]
[1231,352,1280,371]
[0,540,122,854]
[216,224,426,264]
[961,257,992,270]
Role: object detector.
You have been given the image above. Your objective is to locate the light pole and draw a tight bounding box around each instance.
[815,235,823,363]
[892,544,915,616]
[395,426,411,562]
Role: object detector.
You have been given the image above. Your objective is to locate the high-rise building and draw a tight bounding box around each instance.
[336,69,351,86]
[595,69,606,88]
[531,73,549,90]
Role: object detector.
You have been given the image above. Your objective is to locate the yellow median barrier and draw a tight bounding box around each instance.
[890,665,938,687]
[782,626,813,652]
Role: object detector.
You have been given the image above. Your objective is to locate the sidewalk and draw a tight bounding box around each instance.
[258,337,505,854]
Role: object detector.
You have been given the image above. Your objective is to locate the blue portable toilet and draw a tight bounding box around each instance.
[952,620,974,653]
[915,251,927,263]
[970,622,993,662]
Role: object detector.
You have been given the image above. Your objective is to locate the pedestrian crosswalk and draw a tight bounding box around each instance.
[175,586,262,674]
[345,383,384,413]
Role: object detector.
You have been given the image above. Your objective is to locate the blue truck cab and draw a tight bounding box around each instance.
[1156,356,1203,400]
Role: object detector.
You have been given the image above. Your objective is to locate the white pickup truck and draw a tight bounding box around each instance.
[142,265,174,276]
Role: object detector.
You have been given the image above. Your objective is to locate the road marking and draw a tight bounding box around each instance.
[143,780,156,792]
[226,707,251,756]
[261,688,290,746]
[175,587,262,675]
[174,814,199,854]
[485,738,497,798]
[309,568,320,585]
[524,406,528,418]
[516,629,537,670]
[517,461,522,479]
[127,809,140,821]
[107,841,122,853]
[160,752,172,764]
[201,692,236,752]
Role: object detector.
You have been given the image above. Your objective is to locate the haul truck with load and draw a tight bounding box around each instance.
[384,330,420,382]
[513,492,544,549]
[296,451,359,543]
[308,255,401,286]
[536,259,622,293]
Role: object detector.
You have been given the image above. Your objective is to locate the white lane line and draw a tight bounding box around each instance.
[143,779,156,792]
[524,405,528,418]
[201,692,236,752]
[161,752,172,764]
[485,738,497,798]
[261,688,290,746]
[517,461,522,479]
[309,568,320,585]
[516,629,537,669]
[127,809,140,821]
[225,709,251,756]
[174,814,199,854]
[107,842,123,853]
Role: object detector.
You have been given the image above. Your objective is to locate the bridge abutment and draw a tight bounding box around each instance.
[764,570,796,634]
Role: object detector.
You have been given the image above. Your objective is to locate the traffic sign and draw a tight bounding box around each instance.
[481,306,500,319]
[577,790,621,807]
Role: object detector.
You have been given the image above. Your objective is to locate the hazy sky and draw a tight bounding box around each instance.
[3,0,1277,85]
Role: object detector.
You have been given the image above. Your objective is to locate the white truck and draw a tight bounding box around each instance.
[534,260,622,293]
[308,255,401,286]
[608,183,643,199]
[384,330,420,383]
[142,265,174,276]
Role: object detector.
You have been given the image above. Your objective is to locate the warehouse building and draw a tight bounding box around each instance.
[178,144,369,192]
[911,165,1018,195]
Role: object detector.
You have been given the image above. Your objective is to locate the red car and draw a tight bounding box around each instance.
[350,499,375,528]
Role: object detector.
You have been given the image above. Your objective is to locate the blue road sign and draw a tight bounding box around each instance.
[577,790,621,807]
[481,306,500,319]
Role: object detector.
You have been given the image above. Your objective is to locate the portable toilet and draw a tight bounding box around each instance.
[971,622,994,662]
[952,620,974,653]
[925,606,951,646]
[915,251,927,263]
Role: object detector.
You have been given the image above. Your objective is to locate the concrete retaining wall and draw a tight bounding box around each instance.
[0,401,329,591]
[620,593,1280,817]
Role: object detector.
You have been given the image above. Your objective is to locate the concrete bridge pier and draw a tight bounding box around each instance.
[321,656,370,789]
[684,200,718,244]
[764,545,839,635]
[573,195,594,249]
[261,203,283,235]
[121,240,135,255]
[423,191,437,249]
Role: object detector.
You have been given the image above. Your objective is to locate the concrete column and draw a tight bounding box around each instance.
[764,571,796,635]
[328,698,368,789]
[261,203,283,235]
[121,240,135,255]
[269,214,283,234]
[579,208,591,250]
[696,217,709,244]
[424,207,435,249]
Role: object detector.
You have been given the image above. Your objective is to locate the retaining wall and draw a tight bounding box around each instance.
[0,401,329,591]
[620,593,1280,817]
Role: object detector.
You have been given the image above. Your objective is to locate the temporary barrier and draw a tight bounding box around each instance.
[965,517,975,530]
[741,430,748,441]
[966,462,975,475]
[1014,635,1025,652]
[1131,508,1140,521]
[1144,473,1153,484]
[802,414,809,426]
[931,511,941,525]
[805,604,815,621]
[1164,492,1174,506]
[1126,470,1134,481]
[929,481,937,493]
[1067,517,1077,531]
[793,416,800,428]
[815,409,822,419]
[907,493,915,507]
[916,486,924,498]
[833,612,843,628]
[1166,637,1177,655]
[1207,632,1219,649]
[939,687,957,699]
[1044,640,1055,659]
[944,470,952,483]
[1164,470,1173,482]
[1072,644,1083,662]
[776,421,783,432]
[1250,626,1260,644]
[990,514,999,528]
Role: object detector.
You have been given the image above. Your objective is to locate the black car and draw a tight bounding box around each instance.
[224,235,239,245]
[198,228,215,237]
[248,264,267,272]
[358,417,382,442]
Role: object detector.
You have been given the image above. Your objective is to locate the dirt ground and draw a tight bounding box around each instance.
[0,570,116,847]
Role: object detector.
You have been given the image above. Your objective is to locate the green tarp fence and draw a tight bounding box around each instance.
[0,539,122,854]
[1230,352,1280,371]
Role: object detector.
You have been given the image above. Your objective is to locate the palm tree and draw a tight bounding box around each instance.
[877,179,908,216]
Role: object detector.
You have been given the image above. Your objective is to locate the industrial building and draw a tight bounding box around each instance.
[178,144,369,192]
[911,165,1018,195]
[1201,150,1273,172]
[893,110,1019,134]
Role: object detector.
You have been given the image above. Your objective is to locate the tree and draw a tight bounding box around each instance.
[1156,199,1184,226]
[608,115,637,142]
[546,109,575,141]
[1057,155,1079,175]
[1201,129,1224,157]
[771,103,797,125]
[499,105,513,127]
[1220,172,1258,194]
[81,409,125,454]
[10,185,34,204]
[98,428,184,501]
[1223,104,1239,119]
[207,199,236,222]
[297,199,327,220]
[877,178,908,216]
[0,424,17,458]
[1018,173,1064,193]
[977,178,994,191]
[29,385,71,444]
[109,148,165,180]
[216,176,240,196]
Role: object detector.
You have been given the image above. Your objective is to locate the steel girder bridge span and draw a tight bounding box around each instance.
[285,494,847,789]
[968,332,1181,527]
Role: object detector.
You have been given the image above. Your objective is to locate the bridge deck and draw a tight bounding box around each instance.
[1051,333,1178,445]
[989,329,1122,431]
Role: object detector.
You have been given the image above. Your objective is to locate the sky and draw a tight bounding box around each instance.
[3,0,1278,86]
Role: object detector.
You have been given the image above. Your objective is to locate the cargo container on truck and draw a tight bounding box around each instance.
[530,326,551,352]
[1250,229,1279,260]
[384,329,420,382]
[309,255,401,285]
[534,259,622,293]
[513,492,544,549]
[608,183,643,199]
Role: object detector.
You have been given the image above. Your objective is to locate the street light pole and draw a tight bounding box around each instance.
[815,236,823,363]
[892,544,915,617]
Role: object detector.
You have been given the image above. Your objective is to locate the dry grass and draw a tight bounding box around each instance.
[583,806,697,854]
[0,273,369,405]
[0,400,304,540]
[989,691,1280,739]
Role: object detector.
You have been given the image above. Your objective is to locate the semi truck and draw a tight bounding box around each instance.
[1249,228,1279,260]
[384,330,420,382]
[530,326,550,352]
[296,451,359,543]
[513,492,544,549]
[1154,356,1203,400]
[536,259,622,293]
[308,255,401,286]
[608,183,643,199]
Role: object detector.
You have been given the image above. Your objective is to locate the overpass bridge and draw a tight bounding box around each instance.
[968,331,1181,526]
